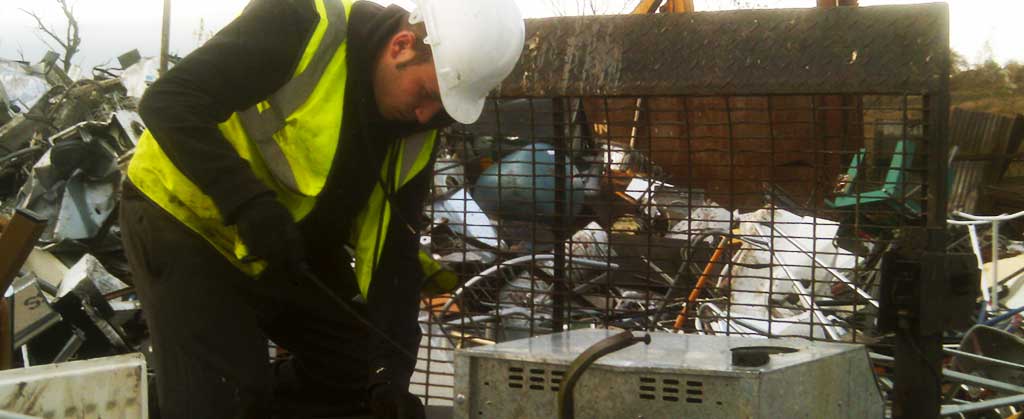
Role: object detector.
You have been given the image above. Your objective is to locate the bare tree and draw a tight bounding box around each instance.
[20,0,82,72]
[193,18,216,48]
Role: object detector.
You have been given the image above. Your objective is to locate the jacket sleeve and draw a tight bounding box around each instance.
[365,153,436,390]
[136,0,316,222]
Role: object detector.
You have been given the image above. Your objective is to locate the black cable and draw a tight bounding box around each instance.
[299,265,418,362]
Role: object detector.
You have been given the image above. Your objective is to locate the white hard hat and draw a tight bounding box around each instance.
[409,0,526,124]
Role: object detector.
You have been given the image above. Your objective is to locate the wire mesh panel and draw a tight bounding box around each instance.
[411,4,951,412]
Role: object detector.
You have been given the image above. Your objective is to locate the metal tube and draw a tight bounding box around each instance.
[953,210,1024,222]
[944,348,1024,371]
[992,221,1000,311]
[940,393,1024,416]
[943,369,1024,394]
[551,98,568,331]
[440,255,620,317]
[967,224,990,306]
[160,0,171,75]
[764,223,879,308]
[983,306,1024,327]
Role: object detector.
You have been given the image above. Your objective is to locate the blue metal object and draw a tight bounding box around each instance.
[472,143,584,222]
[983,306,1024,327]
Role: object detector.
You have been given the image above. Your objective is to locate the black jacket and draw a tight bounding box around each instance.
[136,0,444,390]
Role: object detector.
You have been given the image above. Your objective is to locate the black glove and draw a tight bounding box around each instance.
[235,196,307,279]
[369,384,425,419]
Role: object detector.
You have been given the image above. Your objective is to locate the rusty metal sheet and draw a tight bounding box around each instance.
[499,4,949,97]
[948,109,1024,213]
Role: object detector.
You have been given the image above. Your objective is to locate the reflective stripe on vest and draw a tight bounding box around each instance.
[352,130,437,299]
[238,0,348,195]
[239,0,348,196]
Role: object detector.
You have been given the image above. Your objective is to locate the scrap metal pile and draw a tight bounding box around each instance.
[0,51,156,370]
[422,115,884,345]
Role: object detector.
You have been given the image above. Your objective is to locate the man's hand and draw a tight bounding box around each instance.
[369,384,426,419]
[235,196,307,279]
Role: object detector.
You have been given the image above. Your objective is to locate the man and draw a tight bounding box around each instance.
[120,0,524,417]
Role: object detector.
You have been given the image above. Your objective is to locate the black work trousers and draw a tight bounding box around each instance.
[120,188,373,419]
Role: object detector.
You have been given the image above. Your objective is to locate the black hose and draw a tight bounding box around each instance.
[557,331,651,419]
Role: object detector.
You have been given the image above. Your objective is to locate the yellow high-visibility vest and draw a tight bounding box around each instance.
[127,0,439,298]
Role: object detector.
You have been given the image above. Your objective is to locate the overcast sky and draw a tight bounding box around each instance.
[0,0,1020,70]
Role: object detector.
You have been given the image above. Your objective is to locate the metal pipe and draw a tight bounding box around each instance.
[967,224,990,306]
[940,393,1024,416]
[551,98,568,331]
[953,210,1024,222]
[992,221,1001,312]
[160,0,171,75]
[875,345,1024,400]
[944,348,1024,371]
[763,223,879,308]
[983,306,1024,327]
[943,369,1024,394]
[673,236,729,330]
[439,255,620,317]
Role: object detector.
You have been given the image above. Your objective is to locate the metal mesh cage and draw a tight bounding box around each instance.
[411,4,952,410]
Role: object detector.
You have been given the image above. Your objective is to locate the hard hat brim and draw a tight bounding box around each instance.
[439,85,487,125]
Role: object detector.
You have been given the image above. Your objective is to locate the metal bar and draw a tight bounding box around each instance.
[983,306,1024,327]
[673,237,729,330]
[552,98,568,331]
[992,221,1001,311]
[944,348,1024,371]
[940,393,1024,416]
[53,332,85,363]
[943,369,1024,394]
[641,257,674,286]
[763,222,879,308]
[160,0,171,75]
[876,352,1019,395]
[440,256,620,318]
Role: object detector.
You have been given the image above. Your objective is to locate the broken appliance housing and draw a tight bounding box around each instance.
[453,329,883,418]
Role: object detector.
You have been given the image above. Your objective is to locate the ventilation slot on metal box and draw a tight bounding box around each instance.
[639,377,704,404]
[508,367,524,389]
[508,366,565,391]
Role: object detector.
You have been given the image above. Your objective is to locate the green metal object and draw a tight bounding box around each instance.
[827,139,922,216]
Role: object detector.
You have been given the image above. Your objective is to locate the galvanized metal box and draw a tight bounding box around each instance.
[454,329,883,418]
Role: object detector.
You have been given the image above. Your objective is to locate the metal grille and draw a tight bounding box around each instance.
[411,4,951,410]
